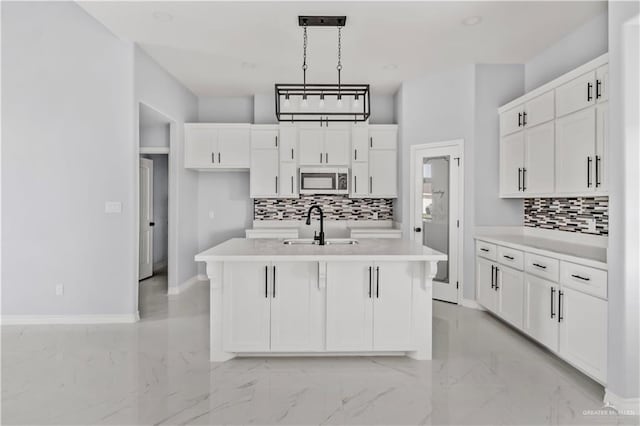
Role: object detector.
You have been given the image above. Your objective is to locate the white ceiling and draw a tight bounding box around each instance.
[79,1,606,96]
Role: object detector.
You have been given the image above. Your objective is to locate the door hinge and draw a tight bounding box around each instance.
[456,281,459,289]
[454,157,460,166]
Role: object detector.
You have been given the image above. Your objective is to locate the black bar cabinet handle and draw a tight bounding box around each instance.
[523,111,527,126]
[325,153,328,163]
[354,176,357,193]
[264,265,268,298]
[532,263,547,269]
[291,176,294,193]
[503,255,514,260]
[376,266,380,298]
[596,79,602,99]
[518,168,522,191]
[368,267,372,298]
[558,290,564,322]
[550,287,556,318]
[587,82,593,101]
[291,148,294,160]
[522,168,527,191]
[491,265,496,288]
[320,153,322,163]
[480,248,489,252]
[370,137,373,148]
[595,156,601,187]
[587,157,592,187]
[354,149,358,161]
[272,266,276,298]
[211,152,215,163]
[518,112,522,127]
[275,176,278,193]
[369,176,373,193]
[275,136,278,147]
[571,274,590,281]
[494,267,499,290]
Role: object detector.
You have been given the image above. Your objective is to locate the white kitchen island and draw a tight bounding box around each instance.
[195,238,446,362]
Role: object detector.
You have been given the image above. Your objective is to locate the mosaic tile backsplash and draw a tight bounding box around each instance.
[524,197,608,235]
[254,195,394,221]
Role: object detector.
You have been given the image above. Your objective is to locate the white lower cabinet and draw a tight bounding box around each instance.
[558,286,607,382]
[524,275,559,351]
[497,265,524,329]
[476,238,608,384]
[223,261,322,352]
[326,261,413,351]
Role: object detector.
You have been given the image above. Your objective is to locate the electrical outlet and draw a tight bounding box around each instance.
[585,218,597,233]
[55,284,64,296]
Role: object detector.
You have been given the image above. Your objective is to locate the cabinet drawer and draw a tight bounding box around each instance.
[525,253,560,282]
[560,261,607,300]
[497,246,524,270]
[476,241,497,261]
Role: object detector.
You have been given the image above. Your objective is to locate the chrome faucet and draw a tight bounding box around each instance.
[305,205,325,245]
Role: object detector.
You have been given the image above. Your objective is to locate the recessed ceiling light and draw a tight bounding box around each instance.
[383,64,398,70]
[462,16,482,26]
[152,11,173,22]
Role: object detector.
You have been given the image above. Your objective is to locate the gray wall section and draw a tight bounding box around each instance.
[395,65,476,300]
[1,1,136,315]
[525,12,608,92]
[474,64,525,226]
[606,0,640,401]
[198,96,254,123]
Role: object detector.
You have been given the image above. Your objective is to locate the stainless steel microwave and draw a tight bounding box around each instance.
[299,168,349,195]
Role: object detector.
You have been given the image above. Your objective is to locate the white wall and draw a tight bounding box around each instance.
[134,47,199,292]
[395,65,476,299]
[606,1,640,403]
[1,2,136,316]
[474,64,525,226]
[198,96,253,123]
[525,12,608,91]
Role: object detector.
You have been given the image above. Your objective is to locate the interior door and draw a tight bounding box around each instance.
[524,121,555,194]
[222,262,271,352]
[500,131,525,195]
[270,262,323,351]
[413,145,461,304]
[326,262,373,351]
[372,262,414,350]
[524,275,559,352]
[324,128,350,165]
[496,265,524,328]
[298,128,324,165]
[555,108,596,194]
[250,149,279,198]
[139,158,154,280]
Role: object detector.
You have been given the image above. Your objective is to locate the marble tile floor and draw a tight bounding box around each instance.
[2,272,637,426]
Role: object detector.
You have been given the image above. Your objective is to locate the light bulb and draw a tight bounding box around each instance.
[283,95,290,108]
[319,96,325,109]
[301,96,308,108]
[336,96,343,109]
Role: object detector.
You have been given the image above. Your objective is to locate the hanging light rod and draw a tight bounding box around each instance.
[298,16,346,27]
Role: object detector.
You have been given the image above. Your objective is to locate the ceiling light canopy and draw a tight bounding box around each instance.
[275,15,371,123]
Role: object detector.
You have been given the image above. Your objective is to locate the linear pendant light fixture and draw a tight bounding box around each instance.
[275,16,371,123]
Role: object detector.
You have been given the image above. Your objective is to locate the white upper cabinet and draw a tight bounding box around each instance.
[500,105,524,136]
[500,131,525,196]
[351,162,369,197]
[556,71,596,118]
[349,125,398,198]
[524,121,555,194]
[369,150,397,198]
[499,54,608,198]
[279,126,297,162]
[524,91,555,128]
[250,149,279,198]
[352,125,369,162]
[251,127,279,150]
[369,127,398,150]
[185,124,250,169]
[555,108,596,194]
[299,126,350,166]
[279,162,298,198]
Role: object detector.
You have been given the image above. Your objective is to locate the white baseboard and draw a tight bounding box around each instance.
[460,298,485,310]
[167,274,208,296]
[1,313,139,325]
[604,389,640,415]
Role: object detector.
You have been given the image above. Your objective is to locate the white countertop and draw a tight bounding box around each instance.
[474,234,607,269]
[195,238,447,262]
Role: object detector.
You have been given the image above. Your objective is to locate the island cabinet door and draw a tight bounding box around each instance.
[326,262,374,351]
[222,262,271,352]
[372,262,414,350]
[270,262,324,352]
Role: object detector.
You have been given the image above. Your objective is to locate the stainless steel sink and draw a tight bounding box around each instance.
[283,238,359,246]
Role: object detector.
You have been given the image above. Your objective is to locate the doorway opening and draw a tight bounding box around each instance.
[137,103,172,317]
[410,140,464,304]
